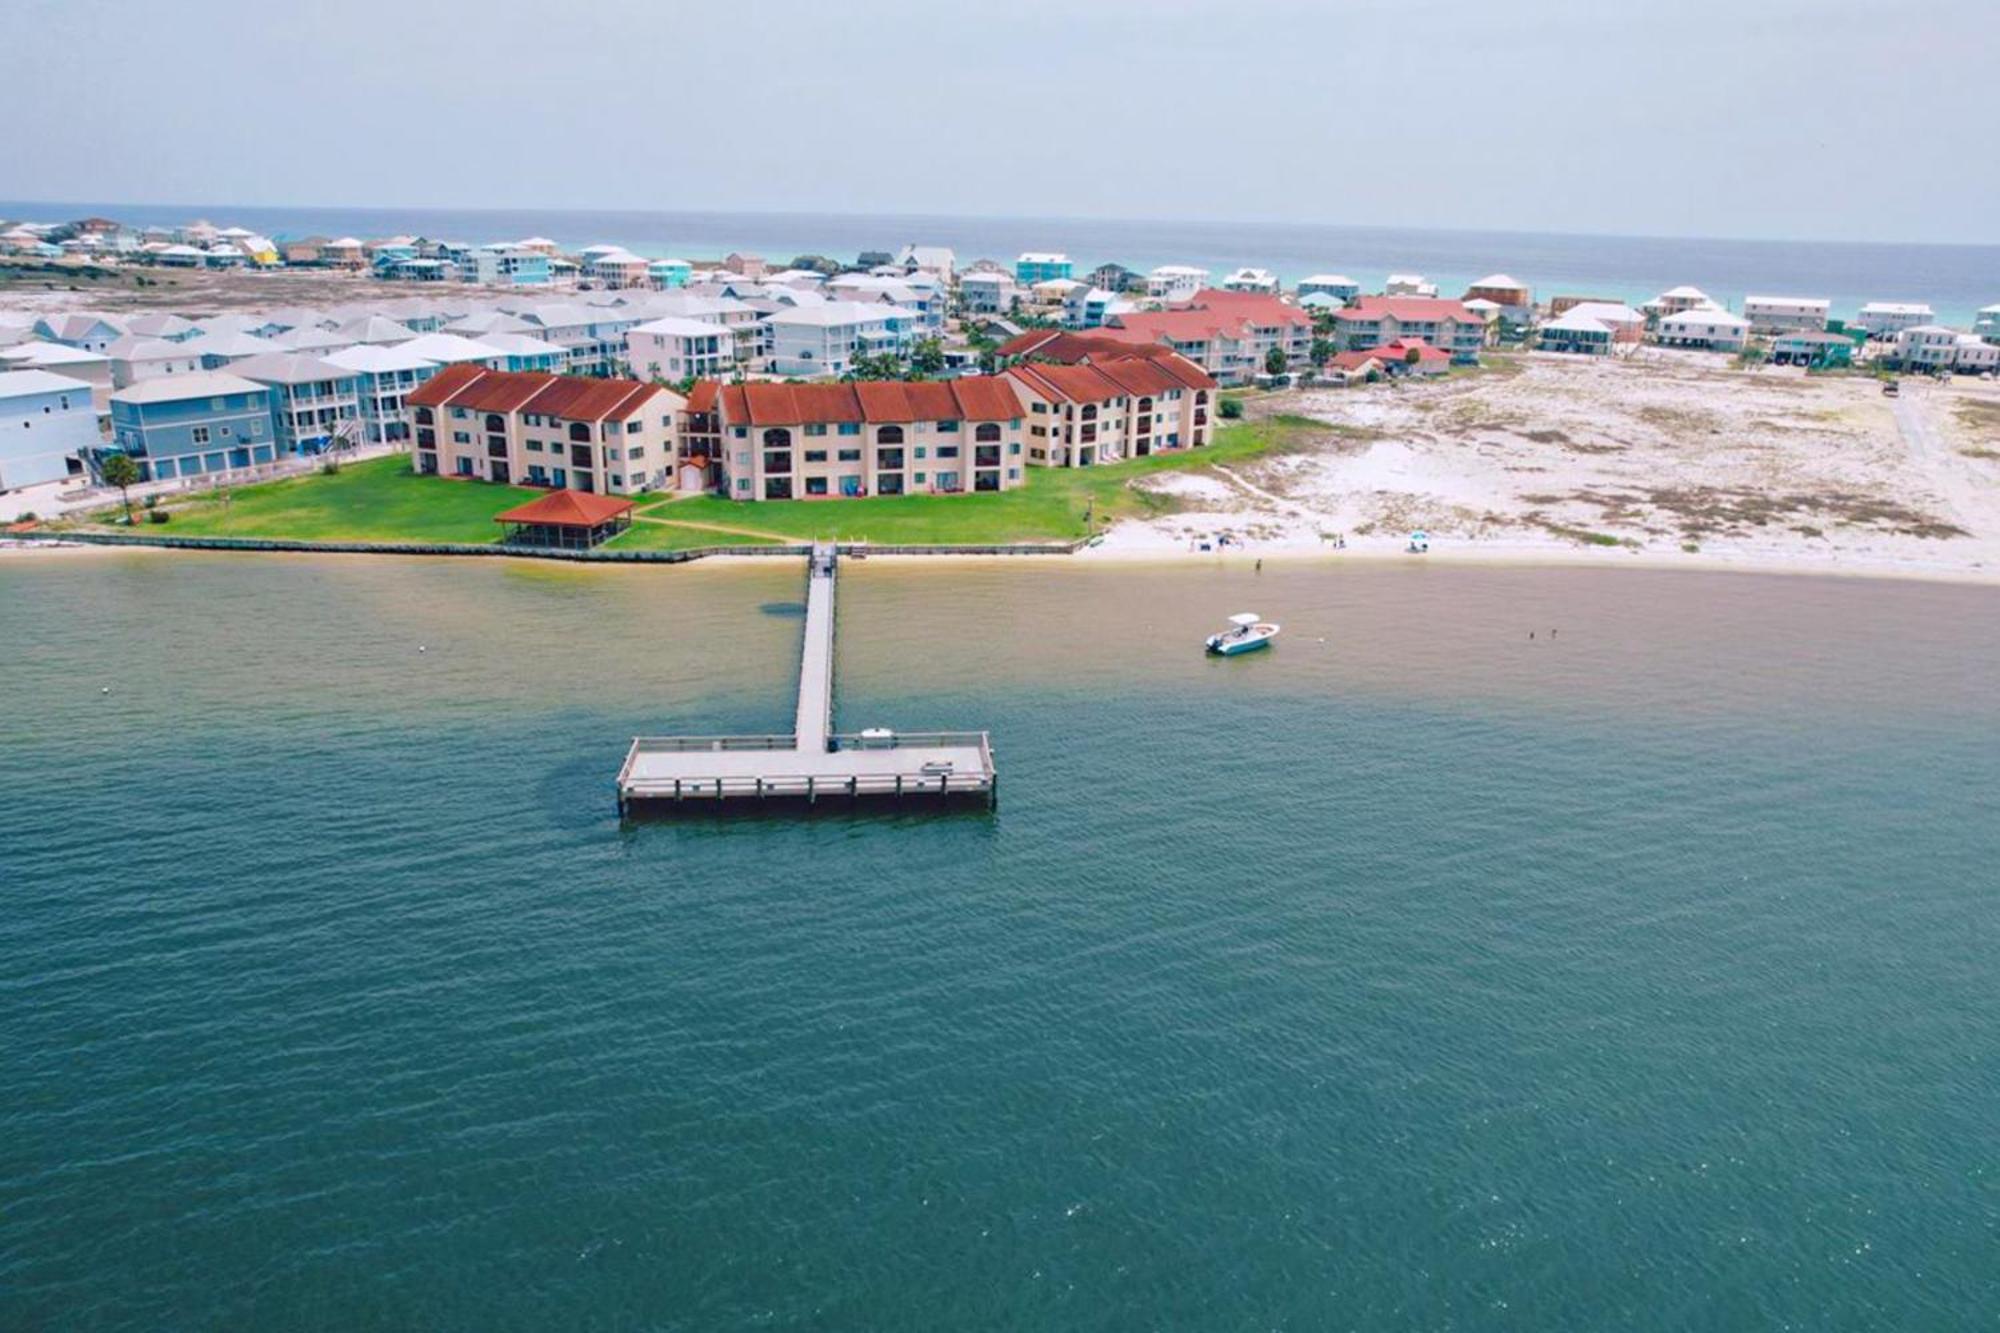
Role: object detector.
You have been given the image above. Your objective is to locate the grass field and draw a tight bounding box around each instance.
[74,416,1312,549]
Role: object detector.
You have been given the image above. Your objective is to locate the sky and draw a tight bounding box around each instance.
[1,0,1994,244]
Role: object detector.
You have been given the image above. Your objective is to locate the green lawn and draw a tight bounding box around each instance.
[128,456,541,544]
[75,416,1309,549]
[624,417,1309,545]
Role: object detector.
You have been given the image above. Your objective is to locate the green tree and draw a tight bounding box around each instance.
[789,254,841,276]
[1310,337,1334,366]
[1218,397,1244,420]
[847,351,903,381]
[99,452,140,523]
[909,337,946,377]
[1404,346,1423,367]
[1264,346,1288,376]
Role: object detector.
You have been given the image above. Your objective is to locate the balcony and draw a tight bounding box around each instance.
[974,446,1001,467]
[486,437,508,458]
[763,452,793,475]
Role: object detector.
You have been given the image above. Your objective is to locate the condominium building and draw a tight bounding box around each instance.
[1091,289,1315,383]
[1329,296,1488,363]
[1147,265,1211,301]
[703,378,1027,500]
[1743,296,1831,334]
[1004,352,1216,466]
[409,363,679,496]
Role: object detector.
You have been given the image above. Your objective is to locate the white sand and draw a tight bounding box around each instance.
[1090,351,2000,584]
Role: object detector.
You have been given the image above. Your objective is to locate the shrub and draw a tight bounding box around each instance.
[1218,398,1244,420]
[147,509,171,524]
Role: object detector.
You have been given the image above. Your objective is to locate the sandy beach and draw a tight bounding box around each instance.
[1086,349,2000,584]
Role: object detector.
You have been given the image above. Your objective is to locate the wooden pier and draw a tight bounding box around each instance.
[616,544,997,812]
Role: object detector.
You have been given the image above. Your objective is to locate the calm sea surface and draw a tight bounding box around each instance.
[3,552,1998,1329]
[5,202,1997,327]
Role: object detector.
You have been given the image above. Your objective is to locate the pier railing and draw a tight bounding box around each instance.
[9,531,1087,563]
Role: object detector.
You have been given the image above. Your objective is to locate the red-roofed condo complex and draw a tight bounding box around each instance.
[1330,297,1489,364]
[1086,290,1314,385]
[701,379,1029,500]
[1003,353,1216,466]
[408,364,682,496]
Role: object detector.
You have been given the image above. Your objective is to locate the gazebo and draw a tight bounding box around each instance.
[494,490,634,549]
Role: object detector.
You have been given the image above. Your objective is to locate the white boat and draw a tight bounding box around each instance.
[1206,612,1280,656]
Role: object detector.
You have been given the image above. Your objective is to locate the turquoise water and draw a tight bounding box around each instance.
[6,201,1997,326]
[4,553,1998,1328]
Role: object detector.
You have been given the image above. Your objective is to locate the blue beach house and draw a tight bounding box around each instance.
[650,258,692,289]
[232,353,361,455]
[106,371,276,481]
[1015,252,1073,285]
[0,369,96,490]
[459,246,552,286]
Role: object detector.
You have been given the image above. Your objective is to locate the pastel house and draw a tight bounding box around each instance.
[324,343,443,443]
[105,335,204,388]
[649,258,693,289]
[1536,310,1615,355]
[1296,274,1359,302]
[1015,252,1073,284]
[0,369,96,490]
[1743,296,1831,334]
[763,301,918,378]
[625,316,738,382]
[1655,306,1750,351]
[231,353,361,454]
[107,371,277,480]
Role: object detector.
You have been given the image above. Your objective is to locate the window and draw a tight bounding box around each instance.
[938,419,960,432]
[915,446,927,459]
[805,477,828,495]
[736,478,750,492]
[975,422,1001,442]
[804,422,827,436]
[628,446,644,460]
[527,440,543,452]
[454,431,470,444]
[569,422,590,442]
[804,449,827,463]
[191,426,211,445]
[1009,442,1021,455]
[837,422,860,435]
[837,448,860,462]
[914,472,926,484]
[936,445,959,459]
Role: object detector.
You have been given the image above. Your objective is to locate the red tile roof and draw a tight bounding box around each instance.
[684,380,718,413]
[1379,339,1451,362]
[1331,296,1484,325]
[493,489,635,527]
[715,378,1024,426]
[407,365,667,420]
[1326,350,1385,372]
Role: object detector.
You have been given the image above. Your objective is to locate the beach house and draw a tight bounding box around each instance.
[1558,302,1647,343]
[33,312,126,354]
[1385,274,1438,298]
[324,343,443,443]
[1015,252,1073,285]
[701,378,1026,500]
[1222,268,1281,295]
[893,245,956,280]
[459,246,553,286]
[1949,334,2000,373]
[1644,285,1718,318]
[763,301,918,378]
[0,341,114,413]
[585,249,652,289]
[1463,274,1534,324]
[1743,296,1831,334]
[1535,311,1615,355]
[232,353,362,454]
[1853,302,1936,338]
[1770,330,1856,368]
[649,258,693,289]
[1062,287,1131,330]
[1655,307,1751,351]
[1147,266,1212,302]
[625,316,738,383]
[105,335,205,388]
[319,238,367,269]
[408,363,678,495]
[825,273,947,332]
[1329,296,1488,363]
[1004,352,1216,465]
[1296,274,1360,303]
[106,372,277,481]
[0,370,95,490]
[959,270,1021,314]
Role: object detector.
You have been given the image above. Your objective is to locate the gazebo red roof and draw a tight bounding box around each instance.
[493,489,634,527]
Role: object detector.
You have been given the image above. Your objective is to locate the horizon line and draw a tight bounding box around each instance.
[1,196,1993,254]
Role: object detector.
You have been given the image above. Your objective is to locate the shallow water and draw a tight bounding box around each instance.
[3,552,1997,1328]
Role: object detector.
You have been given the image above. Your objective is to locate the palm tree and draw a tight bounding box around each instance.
[99,452,140,523]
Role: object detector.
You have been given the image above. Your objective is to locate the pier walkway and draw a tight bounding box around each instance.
[617,544,996,810]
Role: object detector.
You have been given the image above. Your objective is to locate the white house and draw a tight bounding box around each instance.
[1950,333,2000,373]
[1221,267,1280,294]
[1645,285,1717,317]
[1656,306,1750,351]
[763,301,918,378]
[0,369,96,489]
[1743,296,1831,334]
[959,270,1021,313]
[1975,304,2000,344]
[105,335,205,388]
[1536,311,1614,355]
[1854,302,1936,338]
[1385,274,1437,297]
[1147,266,1211,301]
[625,316,738,382]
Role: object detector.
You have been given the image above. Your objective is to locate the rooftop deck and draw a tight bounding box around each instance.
[616,545,997,810]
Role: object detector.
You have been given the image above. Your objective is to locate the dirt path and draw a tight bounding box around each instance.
[631,514,796,542]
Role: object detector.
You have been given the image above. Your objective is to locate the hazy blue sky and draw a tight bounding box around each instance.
[2,0,1993,243]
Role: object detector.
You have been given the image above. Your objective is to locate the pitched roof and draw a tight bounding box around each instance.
[406,364,668,420]
[0,369,96,399]
[494,489,634,527]
[714,378,1023,426]
[110,371,268,405]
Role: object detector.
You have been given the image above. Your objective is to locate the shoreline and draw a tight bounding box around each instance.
[9,529,2000,589]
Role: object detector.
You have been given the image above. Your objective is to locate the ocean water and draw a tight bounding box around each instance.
[5,201,1997,327]
[4,552,1999,1329]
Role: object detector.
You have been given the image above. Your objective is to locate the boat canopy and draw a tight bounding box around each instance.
[1228,612,1261,627]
